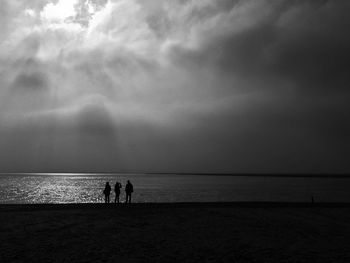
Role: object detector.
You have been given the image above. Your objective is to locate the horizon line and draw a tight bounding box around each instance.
[0,172,349,178]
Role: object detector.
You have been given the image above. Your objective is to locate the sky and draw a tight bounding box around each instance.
[0,0,349,174]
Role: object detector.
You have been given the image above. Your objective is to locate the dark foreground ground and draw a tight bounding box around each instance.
[1,203,350,262]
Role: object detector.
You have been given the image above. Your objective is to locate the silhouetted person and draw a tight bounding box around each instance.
[103,182,111,203]
[114,181,122,203]
[125,180,133,204]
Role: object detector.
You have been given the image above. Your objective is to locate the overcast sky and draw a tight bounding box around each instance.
[0,0,349,173]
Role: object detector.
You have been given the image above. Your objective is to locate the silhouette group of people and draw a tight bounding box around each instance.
[103,180,133,204]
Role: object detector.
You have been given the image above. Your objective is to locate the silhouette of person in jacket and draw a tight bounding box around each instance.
[125,180,133,204]
[114,181,122,203]
[103,182,111,203]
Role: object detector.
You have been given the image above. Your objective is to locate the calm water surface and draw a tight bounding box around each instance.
[0,173,349,204]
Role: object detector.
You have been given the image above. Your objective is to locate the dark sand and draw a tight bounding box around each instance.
[1,203,350,262]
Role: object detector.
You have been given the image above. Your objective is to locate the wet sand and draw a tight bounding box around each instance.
[1,202,350,262]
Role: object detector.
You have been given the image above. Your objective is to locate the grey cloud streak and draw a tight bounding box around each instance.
[0,0,349,173]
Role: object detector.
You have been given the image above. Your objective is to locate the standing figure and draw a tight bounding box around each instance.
[114,181,122,203]
[125,180,134,204]
[103,182,111,203]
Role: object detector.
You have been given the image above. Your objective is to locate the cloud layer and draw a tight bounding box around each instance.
[0,0,349,173]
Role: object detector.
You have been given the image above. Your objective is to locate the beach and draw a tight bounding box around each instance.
[1,203,350,262]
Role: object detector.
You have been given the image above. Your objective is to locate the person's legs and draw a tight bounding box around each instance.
[104,195,107,203]
[107,195,110,203]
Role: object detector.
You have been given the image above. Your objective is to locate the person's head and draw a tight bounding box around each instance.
[127,180,130,184]
[106,182,109,185]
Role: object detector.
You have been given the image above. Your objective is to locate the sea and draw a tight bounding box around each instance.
[0,173,349,204]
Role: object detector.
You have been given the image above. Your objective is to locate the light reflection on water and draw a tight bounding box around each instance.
[0,174,350,204]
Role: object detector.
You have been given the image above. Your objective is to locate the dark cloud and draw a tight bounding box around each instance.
[12,71,48,91]
[0,0,349,173]
[77,101,116,136]
[167,0,350,91]
[161,0,350,173]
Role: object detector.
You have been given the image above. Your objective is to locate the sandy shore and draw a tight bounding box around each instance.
[1,202,350,262]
